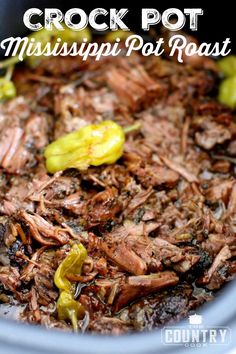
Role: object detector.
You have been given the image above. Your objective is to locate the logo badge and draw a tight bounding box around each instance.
[161,314,231,348]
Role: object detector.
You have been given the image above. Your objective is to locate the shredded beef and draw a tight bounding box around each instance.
[0,35,236,334]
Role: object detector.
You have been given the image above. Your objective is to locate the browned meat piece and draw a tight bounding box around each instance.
[123,187,153,216]
[33,251,58,306]
[0,266,21,291]
[19,211,70,246]
[124,153,179,188]
[195,120,231,150]
[0,177,34,215]
[125,236,163,273]
[42,192,85,215]
[20,247,46,282]
[102,221,199,276]
[139,107,184,157]
[202,233,236,256]
[28,286,41,323]
[7,114,49,174]
[198,245,231,289]
[136,164,180,188]
[204,179,234,203]
[211,160,231,173]
[54,87,117,138]
[0,126,24,170]
[160,156,199,183]
[101,241,147,276]
[125,285,194,330]
[226,182,236,216]
[26,172,79,202]
[173,254,201,273]
[115,271,179,311]
[152,238,200,272]
[107,59,163,111]
[0,109,50,174]
[86,187,122,225]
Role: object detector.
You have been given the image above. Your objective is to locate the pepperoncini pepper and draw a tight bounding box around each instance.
[218,55,236,78]
[0,65,16,102]
[54,243,87,293]
[54,243,87,331]
[44,120,125,173]
[0,78,16,101]
[218,76,236,109]
[218,55,236,109]
[57,291,85,332]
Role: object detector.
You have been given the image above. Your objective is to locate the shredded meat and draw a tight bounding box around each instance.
[0,266,21,292]
[18,211,71,246]
[106,59,163,111]
[0,32,236,335]
[115,271,179,311]
[195,120,232,150]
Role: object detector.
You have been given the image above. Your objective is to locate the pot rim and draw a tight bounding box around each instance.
[0,281,235,354]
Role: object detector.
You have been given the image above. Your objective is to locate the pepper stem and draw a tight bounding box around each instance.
[5,65,14,81]
[70,310,78,332]
[123,122,141,134]
[0,56,21,69]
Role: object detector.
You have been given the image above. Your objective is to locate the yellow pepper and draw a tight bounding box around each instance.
[54,243,87,293]
[57,291,85,332]
[44,120,125,173]
[217,56,236,109]
[218,55,236,78]
[0,78,16,101]
[54,243,87,331]
[218,76,236,109]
